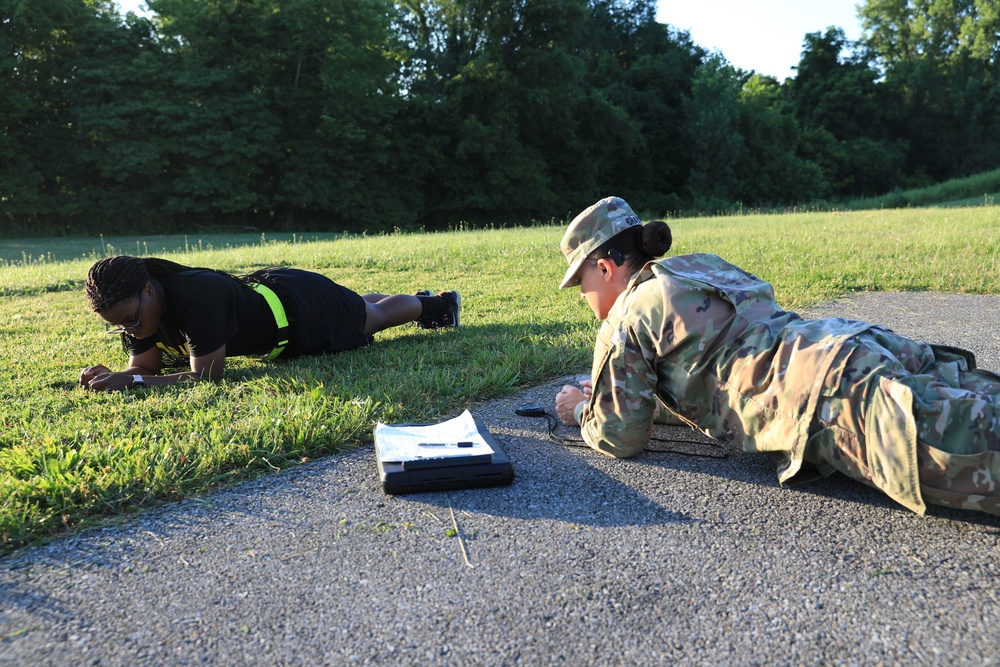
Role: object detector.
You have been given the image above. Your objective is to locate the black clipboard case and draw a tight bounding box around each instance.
[376,414,514,495]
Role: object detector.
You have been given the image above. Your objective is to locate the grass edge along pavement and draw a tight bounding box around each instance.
[1,205,998,553]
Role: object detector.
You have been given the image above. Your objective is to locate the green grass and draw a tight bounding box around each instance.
[2,206,999,552]
[840,167,1000,211]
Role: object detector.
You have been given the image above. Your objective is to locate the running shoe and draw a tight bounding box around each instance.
[416,290,461,329]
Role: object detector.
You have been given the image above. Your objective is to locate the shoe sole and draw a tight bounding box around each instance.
[450,291,461,327]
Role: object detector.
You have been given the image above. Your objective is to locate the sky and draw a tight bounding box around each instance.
[655,0,864,79]
[115,0,865,81]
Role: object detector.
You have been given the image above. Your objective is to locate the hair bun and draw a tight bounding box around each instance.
[639,221,672,258]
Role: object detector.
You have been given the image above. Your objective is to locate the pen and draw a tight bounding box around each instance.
[417,442,475,448]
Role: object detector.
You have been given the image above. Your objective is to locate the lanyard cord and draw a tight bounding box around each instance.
[528,409,729,459]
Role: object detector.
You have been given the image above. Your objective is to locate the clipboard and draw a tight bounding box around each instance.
[375,412,514,494]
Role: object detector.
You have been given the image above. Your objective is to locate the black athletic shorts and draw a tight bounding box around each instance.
[262,268,373,356]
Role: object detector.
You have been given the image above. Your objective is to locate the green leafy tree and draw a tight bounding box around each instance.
[734,74,828,205]
[791,27,906,196]
[0,0,93,230]
[141,0,406,230]
[682,53,744,210]
[398,0,708,221]
[261,0,410,230]
[583,0,703,213]
[397,0,635,223]
[28,0,413,233]
[859,0,1000,178]
[54,9,219,229]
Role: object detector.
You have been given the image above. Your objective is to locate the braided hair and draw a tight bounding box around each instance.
[85,255,248,312]
[85,256,150,312]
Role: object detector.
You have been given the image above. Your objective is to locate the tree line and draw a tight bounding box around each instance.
[2,0,999,235]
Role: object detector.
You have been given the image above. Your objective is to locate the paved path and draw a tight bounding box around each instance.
[3,292,1000,666]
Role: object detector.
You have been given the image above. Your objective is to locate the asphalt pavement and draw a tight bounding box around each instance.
[2,291,1000,666]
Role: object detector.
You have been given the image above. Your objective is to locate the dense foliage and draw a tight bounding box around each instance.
[2,0,999,234]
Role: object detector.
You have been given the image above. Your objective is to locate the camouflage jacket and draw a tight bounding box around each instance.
[578,253,926,512]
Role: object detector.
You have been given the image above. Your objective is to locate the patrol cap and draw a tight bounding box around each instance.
[559,196,642,289]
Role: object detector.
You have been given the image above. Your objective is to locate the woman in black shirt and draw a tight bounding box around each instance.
[79,256,460,391]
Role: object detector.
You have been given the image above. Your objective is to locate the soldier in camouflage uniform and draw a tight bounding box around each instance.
[555,196,1000,517]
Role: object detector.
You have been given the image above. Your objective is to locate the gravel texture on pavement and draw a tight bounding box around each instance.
[2,291,1000,666]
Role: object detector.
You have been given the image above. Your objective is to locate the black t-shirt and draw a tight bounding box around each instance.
[124,270,277,367]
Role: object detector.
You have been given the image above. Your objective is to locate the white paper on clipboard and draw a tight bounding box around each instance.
[374,410,495,463]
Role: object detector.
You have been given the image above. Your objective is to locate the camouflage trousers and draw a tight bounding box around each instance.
[805,327,1000,516]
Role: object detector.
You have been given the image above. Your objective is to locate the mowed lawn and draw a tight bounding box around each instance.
[1,206,998,552]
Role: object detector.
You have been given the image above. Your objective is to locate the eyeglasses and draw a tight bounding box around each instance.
[104,289,145,334]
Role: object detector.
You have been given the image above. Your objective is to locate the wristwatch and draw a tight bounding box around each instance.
[130,374,146,389]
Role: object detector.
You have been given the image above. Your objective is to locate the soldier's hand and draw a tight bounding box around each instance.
[555,384,586,426]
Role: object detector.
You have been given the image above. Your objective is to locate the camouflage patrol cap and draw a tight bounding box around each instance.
[559,196,642,289]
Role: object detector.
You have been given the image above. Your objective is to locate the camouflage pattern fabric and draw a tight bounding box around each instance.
[578,253,1000,516]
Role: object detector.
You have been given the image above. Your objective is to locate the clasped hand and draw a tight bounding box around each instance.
[555,378,592,426]
[79,365,131,392]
